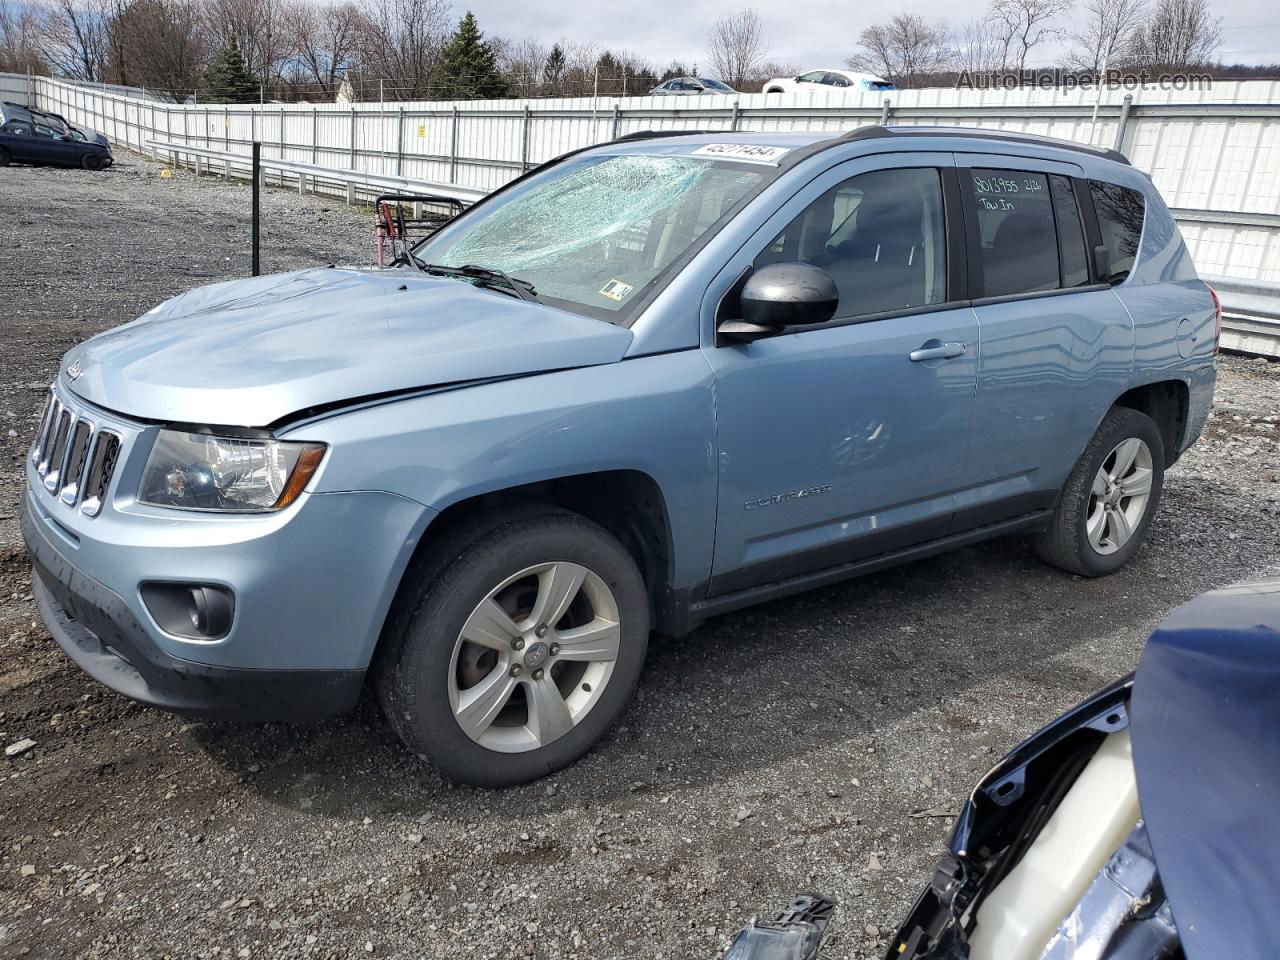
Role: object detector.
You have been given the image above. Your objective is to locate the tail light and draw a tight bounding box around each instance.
[1207,284,1222,355]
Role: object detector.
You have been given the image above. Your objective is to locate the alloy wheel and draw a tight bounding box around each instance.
[1086,437,1154,555]
[447,561,620,753]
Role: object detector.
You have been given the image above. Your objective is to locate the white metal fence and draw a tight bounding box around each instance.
[9,73,1280,286]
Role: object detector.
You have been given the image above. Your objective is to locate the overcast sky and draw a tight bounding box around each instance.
[463,0,1279,71]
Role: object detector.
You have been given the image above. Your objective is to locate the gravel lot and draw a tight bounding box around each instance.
[3,154,1280,960]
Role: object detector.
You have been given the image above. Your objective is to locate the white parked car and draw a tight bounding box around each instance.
[762,69,896,94]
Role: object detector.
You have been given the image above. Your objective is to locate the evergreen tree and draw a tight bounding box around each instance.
[435,12,510,100]
[543,43,567,91]
[201,39,260,103]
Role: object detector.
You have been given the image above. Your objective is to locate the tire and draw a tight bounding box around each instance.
[82,153,104,171]
[0,147,10,166]
[1034,406,1166,577]
[376,506,649,787]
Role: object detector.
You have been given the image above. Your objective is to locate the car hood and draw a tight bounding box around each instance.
[62,267,634,426]
[1131,577,1280,960]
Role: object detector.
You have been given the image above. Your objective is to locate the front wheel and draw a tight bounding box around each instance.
[1035,406,1166,576]
[81,153,105,171]
[376,507,649,787]
[0,147,10,166]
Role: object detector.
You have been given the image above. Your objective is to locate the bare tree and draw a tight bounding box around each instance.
[848,14,952,88]
[497,35,546,96]
[1068,0,1147,70]
[202,0,290,84]
[40,0,112,80]
[286,0,362,96]
[109,0,205,96]
[281,1,360,96]
[353,0,450,99]
[0,0,49,73]
[954,18,1009,73]
[988,0,1071,71]
[1128,0,1220,67]
[706,8,767,90]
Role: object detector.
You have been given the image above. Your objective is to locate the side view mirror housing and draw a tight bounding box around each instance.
[718,263,839,344]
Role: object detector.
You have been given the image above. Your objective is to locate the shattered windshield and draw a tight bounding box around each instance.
[415,154,768,319]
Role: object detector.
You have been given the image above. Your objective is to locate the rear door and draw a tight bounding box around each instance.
[704,153,979,595]
[956,156,1134,528]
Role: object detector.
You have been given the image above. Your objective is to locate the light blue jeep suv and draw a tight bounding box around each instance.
[23,126,1217,786]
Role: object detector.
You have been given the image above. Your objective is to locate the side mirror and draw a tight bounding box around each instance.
[718,263,839,343]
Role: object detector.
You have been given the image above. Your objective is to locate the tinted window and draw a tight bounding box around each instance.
[798,71,826,83]
[2,121,31,136]
[1090,180,1145,283]
[825,73,851,86]
[33,123,59,139]
[755,167,946,319]
[966,169,1059,298]
[1050,175,1090,288]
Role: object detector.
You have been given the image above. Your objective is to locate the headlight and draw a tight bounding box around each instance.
[139,430,326,512]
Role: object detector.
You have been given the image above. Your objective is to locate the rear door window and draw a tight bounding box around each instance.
[1089,180,1145,283]
[965,169,1060,298]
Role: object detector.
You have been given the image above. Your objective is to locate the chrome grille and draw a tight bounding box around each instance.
[30,387,122,518]
[80,433,121,517]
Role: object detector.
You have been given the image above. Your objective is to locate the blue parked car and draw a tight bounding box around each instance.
[0,101,112,169]
[881,576,1280,960]
[22,126,1217,785]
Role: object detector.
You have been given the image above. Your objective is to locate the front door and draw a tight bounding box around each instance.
[704,154,978,596]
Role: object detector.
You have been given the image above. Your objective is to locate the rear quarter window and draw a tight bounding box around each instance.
[1089,180,1145,283]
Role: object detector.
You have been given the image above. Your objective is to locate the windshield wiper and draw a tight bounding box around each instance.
[415,262,539,302]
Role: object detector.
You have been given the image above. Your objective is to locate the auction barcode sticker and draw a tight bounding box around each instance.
[690,144,791,165]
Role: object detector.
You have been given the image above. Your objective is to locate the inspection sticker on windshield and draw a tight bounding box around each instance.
[691,143,791,165]
[599,279,634,302]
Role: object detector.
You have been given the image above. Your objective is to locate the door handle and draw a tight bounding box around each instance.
[909,341,967,362]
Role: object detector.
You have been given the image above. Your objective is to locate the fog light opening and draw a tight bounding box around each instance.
[141,582,235,641]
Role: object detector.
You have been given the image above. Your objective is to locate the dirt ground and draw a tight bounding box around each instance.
[2,154,1280,960]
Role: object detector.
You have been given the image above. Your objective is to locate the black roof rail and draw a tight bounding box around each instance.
[833,123,1130,165]
[612,129,722,143]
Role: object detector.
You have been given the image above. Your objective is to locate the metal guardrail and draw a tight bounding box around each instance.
[146,138,488,206]
[1204,275,1280,358]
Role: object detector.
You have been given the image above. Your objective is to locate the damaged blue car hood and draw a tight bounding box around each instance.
[61,267,634,426]
[1131,576,1280,960]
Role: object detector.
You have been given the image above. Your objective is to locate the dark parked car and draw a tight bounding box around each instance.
[0,101,112,169]
[648,76,739,96]
[2,101,111,148]
[880,577,1280,960]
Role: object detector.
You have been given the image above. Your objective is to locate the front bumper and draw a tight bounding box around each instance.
[23,496,364,721]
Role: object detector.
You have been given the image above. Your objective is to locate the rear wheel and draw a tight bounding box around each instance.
[1035,406,1165,576]
[81,153,104,171]
[376,507,649,787]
